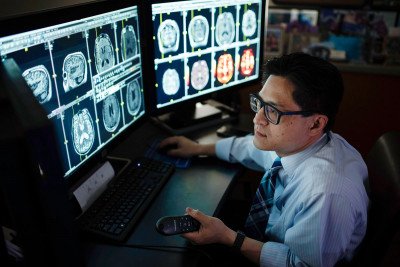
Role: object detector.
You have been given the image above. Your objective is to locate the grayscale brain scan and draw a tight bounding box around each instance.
[72,108,95,155]
[94,33,116,73]
[190,60,209,90]
[22,65,52,104]
[0,5,146,176]
[162,68,180,95]
[157,19,180,54]
[215,12,235,46]
[126,79,142,116]
[102,94,121,132]
[188,15,209,48]
[121,25,138,60]
[242,10,257,37]
[62,52,88,92]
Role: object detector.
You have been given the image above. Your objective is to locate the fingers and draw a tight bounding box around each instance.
[181,231,198,241]
[182,207,202,240]
[159,136,180,148]
[158,136,197,158]
[185,207,205,222]
[182,207,232,246]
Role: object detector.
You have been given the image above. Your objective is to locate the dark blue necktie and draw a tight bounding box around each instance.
[244,157,282,241]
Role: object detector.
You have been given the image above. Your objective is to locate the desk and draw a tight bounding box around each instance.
[83,120,245,267]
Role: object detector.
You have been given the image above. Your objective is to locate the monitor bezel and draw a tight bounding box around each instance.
[0,0,148,188]
[141,0,266,117]
[0,58,84,266]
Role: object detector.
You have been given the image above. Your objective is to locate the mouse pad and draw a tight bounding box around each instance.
[145,138,191,169]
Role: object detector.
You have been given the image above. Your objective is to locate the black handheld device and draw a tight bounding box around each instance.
[156,215,200,235]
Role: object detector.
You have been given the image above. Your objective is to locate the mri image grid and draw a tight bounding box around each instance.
[0,6,145,176]
[152,0,262,108]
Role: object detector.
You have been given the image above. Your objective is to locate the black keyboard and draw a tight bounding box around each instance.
[78,157,175,242]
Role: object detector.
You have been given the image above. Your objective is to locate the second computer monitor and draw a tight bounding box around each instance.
[148,0,265,114]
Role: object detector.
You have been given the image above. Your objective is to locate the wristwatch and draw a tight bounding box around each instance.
[232,230,246,252]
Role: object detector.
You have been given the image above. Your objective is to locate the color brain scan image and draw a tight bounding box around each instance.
[150,1,263,110]
[162,68,180,95]
[102,94,121,132]
[215,12,235,46]
[240,48,255,76]
[62,52,87,92]
[94,33,115,73]
[242,9,257,37]
[188,15,209,48]
[157,19,180,54]
[121,25,138,60]
[216,53,234,84]
[22,65,52,104]
[190,60,209,90]
[72,108,95,155]
[126,79,142,116]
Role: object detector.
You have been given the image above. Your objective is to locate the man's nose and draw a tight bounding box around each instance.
[253,108,268,125]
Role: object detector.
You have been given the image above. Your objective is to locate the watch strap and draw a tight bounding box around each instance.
[232,230,246,252]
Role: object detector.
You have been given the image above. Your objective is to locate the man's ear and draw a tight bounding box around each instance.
[309,115,328,135]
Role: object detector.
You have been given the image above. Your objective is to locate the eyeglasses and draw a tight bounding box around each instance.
[249,93,316,125]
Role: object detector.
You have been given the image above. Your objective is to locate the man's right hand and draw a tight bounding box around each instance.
[158,136,215,158]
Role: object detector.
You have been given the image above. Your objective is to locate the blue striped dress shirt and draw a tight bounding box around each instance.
[215,132,369,267]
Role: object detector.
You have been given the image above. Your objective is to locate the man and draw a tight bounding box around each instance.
[159,53,369,267]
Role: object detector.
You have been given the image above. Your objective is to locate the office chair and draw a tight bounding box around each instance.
[348,131,400,267]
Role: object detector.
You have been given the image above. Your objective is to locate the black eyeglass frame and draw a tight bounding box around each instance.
[249,93,317,125]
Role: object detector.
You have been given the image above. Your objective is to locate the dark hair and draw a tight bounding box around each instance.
[264,52,344,132]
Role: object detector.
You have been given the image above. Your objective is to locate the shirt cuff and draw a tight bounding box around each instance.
[260,242,289,267]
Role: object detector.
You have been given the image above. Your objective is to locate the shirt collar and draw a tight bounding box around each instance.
[280,132,330,186]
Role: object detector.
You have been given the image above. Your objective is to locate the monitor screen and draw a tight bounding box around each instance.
[0,2,145,179]
[147,0,265,114]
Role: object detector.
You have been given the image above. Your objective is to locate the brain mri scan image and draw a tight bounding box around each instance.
[241,10,257,37]
[240,48,255,76]
[22,65,52,104]
[102,94,121,132]
[94,33,116,74]
[188,15,209,48]
[121,25,138,60]
[162,68,180,95]
[126,79,142,116]
[215,12,235,46]
[190,60,209,90]
[157,19,180,54]
[62,52,88,92]
[216,53,234,84]
[72,108,95,155]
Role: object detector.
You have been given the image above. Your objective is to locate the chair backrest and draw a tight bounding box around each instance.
[348,131,400,266]
[367,131,400,195]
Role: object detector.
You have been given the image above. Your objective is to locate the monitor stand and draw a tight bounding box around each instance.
[153,100,238,135]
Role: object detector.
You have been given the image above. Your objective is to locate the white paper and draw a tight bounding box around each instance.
[73,161,115,213]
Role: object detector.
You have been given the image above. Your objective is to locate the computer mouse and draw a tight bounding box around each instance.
[157,143,178,154]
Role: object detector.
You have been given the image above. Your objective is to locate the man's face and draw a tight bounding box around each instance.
[252,75,316,157]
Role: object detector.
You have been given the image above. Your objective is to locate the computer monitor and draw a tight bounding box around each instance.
[144,0,266,133]
[0,0,146,183]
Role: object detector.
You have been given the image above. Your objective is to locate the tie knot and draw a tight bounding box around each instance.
[271,157,282,168]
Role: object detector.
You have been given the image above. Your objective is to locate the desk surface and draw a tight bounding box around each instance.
[82,119,245,267]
